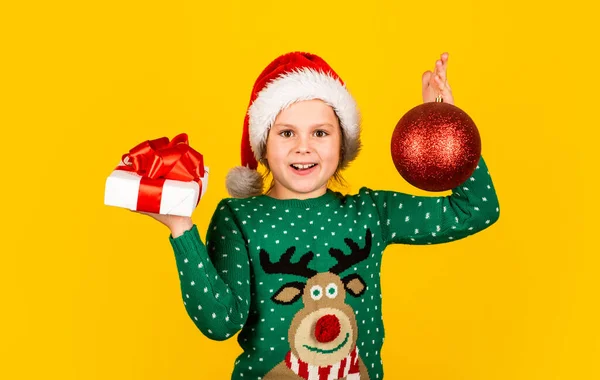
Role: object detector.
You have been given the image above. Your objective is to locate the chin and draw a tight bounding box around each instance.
[292,187,323,196]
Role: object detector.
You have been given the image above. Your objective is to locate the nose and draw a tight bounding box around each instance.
[295,134,311,154]
[314,314,341,343]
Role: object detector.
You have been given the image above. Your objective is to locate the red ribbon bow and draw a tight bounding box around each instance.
[115,133,205,214]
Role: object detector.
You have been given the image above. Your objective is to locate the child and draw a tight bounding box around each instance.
[138,51,499,379]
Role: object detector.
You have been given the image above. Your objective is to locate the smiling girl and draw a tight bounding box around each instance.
[138,51,499,379]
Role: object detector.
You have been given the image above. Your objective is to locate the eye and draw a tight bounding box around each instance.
[310,285,323,300]
[325,283,338,299]
[279,130,294,138]
[314,130,329,137]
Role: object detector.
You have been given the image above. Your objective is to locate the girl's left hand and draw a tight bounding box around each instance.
[422,52,454,105]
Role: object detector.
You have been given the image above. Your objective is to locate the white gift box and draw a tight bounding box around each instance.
[104,162,209,217]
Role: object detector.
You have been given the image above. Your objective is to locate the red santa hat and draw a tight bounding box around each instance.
[225,51,362,198]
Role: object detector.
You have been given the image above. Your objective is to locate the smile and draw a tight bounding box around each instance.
[290,163,317,169]
[289,163,318,176]
[302,332,350,354]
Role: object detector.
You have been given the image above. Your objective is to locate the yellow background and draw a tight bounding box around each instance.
[2,0,597,379]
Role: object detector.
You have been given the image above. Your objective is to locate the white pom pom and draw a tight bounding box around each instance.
[226,166,264,198]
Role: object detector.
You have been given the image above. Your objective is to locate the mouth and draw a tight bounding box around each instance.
[289,163,318,175]
[302,332,350,354]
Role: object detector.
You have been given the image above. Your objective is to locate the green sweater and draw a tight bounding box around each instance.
[169,156,499,380]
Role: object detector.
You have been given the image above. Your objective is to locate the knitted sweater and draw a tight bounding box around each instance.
[169,156,499,380]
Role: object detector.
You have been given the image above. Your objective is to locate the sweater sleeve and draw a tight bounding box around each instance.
[367,155,500,246]
[169,199,250,341]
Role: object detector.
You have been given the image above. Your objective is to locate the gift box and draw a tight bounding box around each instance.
[104,133,208,217]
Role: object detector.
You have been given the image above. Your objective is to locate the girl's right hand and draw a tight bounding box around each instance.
[131,210,194,238]
[422,52,454,105]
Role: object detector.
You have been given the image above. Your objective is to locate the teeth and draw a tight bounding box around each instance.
[292,163,317,169]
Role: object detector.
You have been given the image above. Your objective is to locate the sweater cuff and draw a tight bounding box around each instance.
[169,224,203,255]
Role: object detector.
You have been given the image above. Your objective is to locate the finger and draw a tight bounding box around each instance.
[422,70,433,88]
[440,78,453,99]
[444,80,452,91]
[434,74,448,93]
[440,52,448,69]
[433,76,454,104]
[434,59,442,76]
[433,75,442,92]
[440,52,449,65]
[436,66,446,84]
[438,53,449,81]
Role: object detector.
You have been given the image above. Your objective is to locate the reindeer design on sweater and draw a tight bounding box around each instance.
[260,229,372,380]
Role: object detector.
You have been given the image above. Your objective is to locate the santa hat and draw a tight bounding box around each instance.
[225,51,362,198]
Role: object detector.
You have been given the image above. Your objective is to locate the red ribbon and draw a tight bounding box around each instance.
[114,133,205,214]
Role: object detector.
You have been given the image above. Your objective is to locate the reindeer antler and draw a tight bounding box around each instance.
[328,228,372,274]
[260,247,318,278]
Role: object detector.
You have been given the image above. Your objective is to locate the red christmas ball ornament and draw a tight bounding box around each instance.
[391,99,481,192]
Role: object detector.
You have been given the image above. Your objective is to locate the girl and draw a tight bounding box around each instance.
[138,51,499,380]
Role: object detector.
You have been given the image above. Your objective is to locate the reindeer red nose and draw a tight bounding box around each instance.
[314,314,341,343]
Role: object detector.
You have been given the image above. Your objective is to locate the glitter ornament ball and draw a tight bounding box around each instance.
[391,101,481,192]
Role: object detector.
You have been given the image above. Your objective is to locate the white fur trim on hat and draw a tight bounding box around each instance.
[247,68,361,167]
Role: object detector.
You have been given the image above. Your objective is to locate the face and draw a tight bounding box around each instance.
[264,99,341,200]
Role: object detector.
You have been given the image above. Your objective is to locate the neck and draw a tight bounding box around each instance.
[267,183,327,200]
